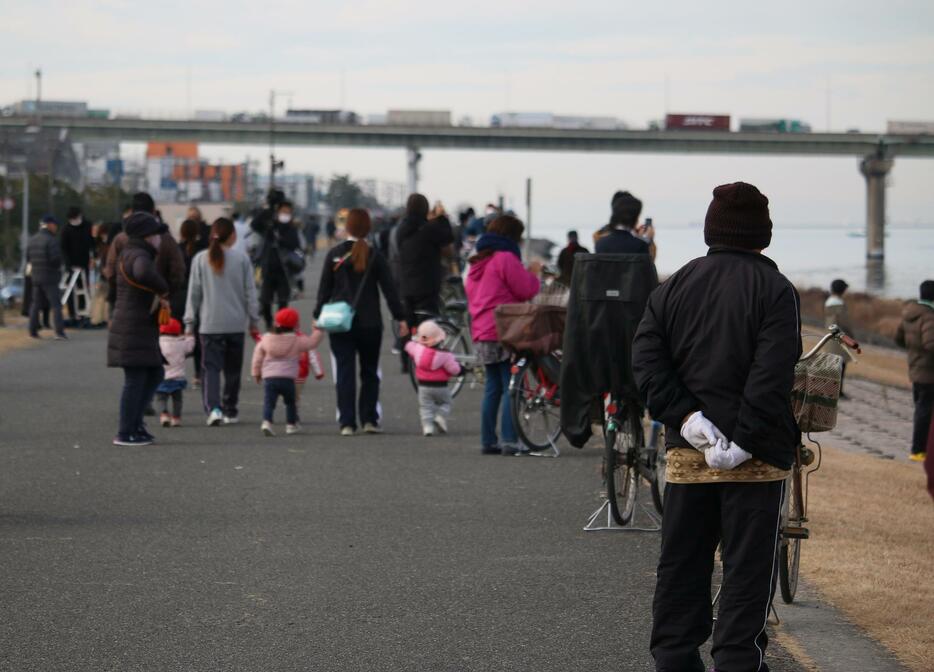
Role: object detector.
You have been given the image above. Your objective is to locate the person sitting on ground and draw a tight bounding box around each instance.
[465,214,541,455]
[156,318,195,428]
[593,191,655,257]
[895,279,934,462]
[251,307,321,437]
[405,320,463,437]
[556,230,589,286]
[824,278,854,397]
[632,182,801,672]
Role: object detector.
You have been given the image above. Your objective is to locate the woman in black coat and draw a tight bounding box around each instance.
[107,212,170,446]
[313,208,407,436]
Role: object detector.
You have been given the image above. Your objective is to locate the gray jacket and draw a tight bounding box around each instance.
[26,227,62,285]
[183,247,259,335]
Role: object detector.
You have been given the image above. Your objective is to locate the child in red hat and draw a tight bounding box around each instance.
[157,318,196,427]
[251,307,322,436]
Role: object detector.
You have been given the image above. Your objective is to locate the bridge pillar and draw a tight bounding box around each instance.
[859,154,893,260]
[406,146,421,195]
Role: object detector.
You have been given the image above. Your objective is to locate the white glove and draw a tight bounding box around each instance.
[705,441,753,471]
[681,411,729,451]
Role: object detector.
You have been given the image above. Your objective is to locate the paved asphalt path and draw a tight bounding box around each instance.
[0,263,813,671]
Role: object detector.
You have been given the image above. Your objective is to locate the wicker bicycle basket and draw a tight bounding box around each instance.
[791,352,844,433]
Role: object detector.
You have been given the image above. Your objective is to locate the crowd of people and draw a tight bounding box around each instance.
[17,179,934,672]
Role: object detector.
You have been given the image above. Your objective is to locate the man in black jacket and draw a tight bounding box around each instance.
[632,182,801,672]
[252,197,302,329]
[26,215,67,339]
[60,206,95,323]
[594,191,654,255]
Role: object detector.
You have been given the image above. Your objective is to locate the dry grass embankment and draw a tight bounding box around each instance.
[802,444,933,671]
[0,313,37,356]
[798,287,906,345]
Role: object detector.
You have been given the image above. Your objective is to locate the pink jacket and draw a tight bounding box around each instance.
[159,335,195,381]
[251,332,317,380]
[405,341,462,383]
[466,251,540,342]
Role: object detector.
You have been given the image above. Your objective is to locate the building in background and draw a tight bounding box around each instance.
[74,140,122,188]
[144,142,248,205]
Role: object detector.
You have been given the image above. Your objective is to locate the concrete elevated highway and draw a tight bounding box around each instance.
[4,115,933,259]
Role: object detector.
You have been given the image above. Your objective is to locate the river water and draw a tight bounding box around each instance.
[538,225,933,299]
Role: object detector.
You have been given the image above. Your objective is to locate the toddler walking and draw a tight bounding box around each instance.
[405,320,463,436]
[251,307,322,436]
[157,318,196,427]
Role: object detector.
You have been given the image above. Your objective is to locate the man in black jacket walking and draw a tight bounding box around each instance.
[26,215,67,339]
[632,182,801,672]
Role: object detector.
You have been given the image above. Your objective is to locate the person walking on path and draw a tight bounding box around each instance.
[251,307,321,437]
[632,182,802,672]
[156,318,195,427]
[405,320,463,436]
[465,215,541,455]
[396,193,455,326]
[107,212,171,446]
[555,230,589,286]
[895,279,934,462]
[824,278,854,397]
[314,208,408,436]
[252,198,303,330]
[26,214,67,340]
[184,218,260,427]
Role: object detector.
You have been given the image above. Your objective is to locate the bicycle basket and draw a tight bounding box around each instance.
[791,352,844,433]
[494,303,566,355]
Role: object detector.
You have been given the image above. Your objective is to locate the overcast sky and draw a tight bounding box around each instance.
[2,0,933,240]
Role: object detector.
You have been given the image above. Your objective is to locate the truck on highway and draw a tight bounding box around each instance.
[664,113,731,132]
[739,118,811,133]
[386,110,451,126]
[887,120,934,135]
[285,109,359,125]
[490,112,554,128]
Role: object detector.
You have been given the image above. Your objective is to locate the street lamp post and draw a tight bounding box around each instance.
[268,90,291,189]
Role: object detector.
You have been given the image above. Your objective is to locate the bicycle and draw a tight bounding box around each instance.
[778,325,860,603]
[509,350,563,455]
[603,397,666,526]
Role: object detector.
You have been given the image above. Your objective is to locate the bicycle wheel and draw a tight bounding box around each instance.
[649,423,667,515]
[605,411,639,526]
[779,470,803,604]
[511,359,562,452]
[408,319,470,399]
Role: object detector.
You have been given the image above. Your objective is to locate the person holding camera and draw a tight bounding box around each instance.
[252,196,303,330]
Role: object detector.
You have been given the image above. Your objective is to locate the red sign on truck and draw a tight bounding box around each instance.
[665,114,731,132]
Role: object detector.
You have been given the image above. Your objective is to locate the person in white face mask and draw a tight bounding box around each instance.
[254,199,303,330]
[60,205,95,324]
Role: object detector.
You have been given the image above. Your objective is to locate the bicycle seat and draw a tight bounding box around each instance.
[444,300,468,314]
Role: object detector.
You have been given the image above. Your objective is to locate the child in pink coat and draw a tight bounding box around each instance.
[405,320,463,436]
[251,307,322,436]
[157,318,196,427]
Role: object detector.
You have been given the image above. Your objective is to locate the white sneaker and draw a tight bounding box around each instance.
[340,426,355,437]
[207,408,224,426]
[434,415,448,434]
[286,423,300,435]
[222,415,240,425]
[261,420,275,437]
[423,426,435,437]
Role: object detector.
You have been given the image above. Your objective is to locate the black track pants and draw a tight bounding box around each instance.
[651,480,785,672]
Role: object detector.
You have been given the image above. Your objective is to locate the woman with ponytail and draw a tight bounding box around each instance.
[314,208,407,436]
[184,217,260,426]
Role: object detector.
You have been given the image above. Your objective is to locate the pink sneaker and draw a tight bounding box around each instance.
[170,417,182,427]
[159,413,171,428]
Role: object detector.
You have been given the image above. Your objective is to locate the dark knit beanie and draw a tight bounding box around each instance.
[704,182,772,250]
[124,212,162,239]
[610,191,642,227]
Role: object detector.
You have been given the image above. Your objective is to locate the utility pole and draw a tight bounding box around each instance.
[268,89,290,189]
